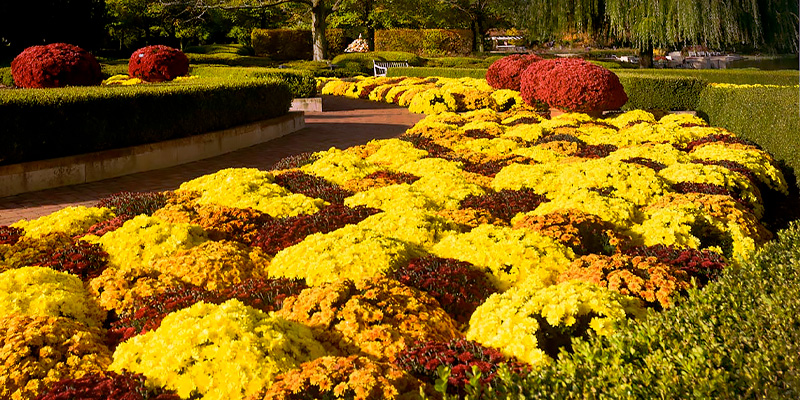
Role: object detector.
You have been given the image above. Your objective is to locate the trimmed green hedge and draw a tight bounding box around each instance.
[189,66,316,98]
[0,67,13,87]
[464,220,800,398]
[387,67,488,79]
[0,79,292,165]
[331,52,424,74]
[617,68,799,85]
[424,57,494,69]
[375,29,473,56]
[251,29,312,60]
[618,74,708,111]
[698,85,800,183]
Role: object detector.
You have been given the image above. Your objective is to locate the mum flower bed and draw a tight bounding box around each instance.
[0,75,791,399]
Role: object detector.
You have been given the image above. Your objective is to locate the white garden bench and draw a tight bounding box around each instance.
[373,60,409,77]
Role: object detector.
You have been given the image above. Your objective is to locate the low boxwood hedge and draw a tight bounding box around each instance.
[0,79,292,165]
[617,68,799,85]
[189,66,316,98]
[617,73,708,111]
[331,52,424,74]
[456,220,800,398]
[387,67,488,79]
[697,85,800,185]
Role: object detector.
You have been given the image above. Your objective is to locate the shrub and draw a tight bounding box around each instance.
[251,29,312,60]
[520,58,628,113]
[34,371,180,400]
[251,70,317,98]
[425,57,494,68]
[10,43,101,88]
[0,226,23,245]
[617,73,707,111]
[96,191,169,218]
[387,67,488,79]
[486,54,543,90]
[390,256,498,325]
[375,29,472,56]
[128,45,189,82]
[326,28,348,56]
[697,85,800,188]
[36,241,110,281]
[0,67,14,87]
[460,188,549,223]
[272,171,353,203]
[332,51,424,74]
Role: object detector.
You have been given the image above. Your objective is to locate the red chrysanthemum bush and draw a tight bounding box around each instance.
[395,338,529,396]
[273,171,354,204]
[623,244,727,286]
[109,278,307,344]
[0,226,23,245]
[520,58,628,113]
[270,152,320,170]
[96,191,170,218]
[621,157,668,172]
[128,45,189,82]
[485,54,542,90]
[459,188,549,223]
[390,256,498,325]
[10,43,102,88]
[0,233,74,272]
[34,371,180,400]
[37,241,110,281]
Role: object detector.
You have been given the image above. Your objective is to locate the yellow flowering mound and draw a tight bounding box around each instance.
[110,299,327,400]
[344,184,439,213]
[0,233,74,272]
[658,162,764,216]
[257,355,431,400]
[301,148,383,186]
[689,142,788,194]
[177,168,326,217]
[0,314,112,400]
[431,224,575,290]
[268,224,419,285]
[11,206,114,238]
[277,277,461,362]
[151,240,271,291]
[89,261,184,313]
[355,209,458,248]
[0,266,106,327]
[466,280,644,365]
[363,139,429,169]
[558,253,691,309]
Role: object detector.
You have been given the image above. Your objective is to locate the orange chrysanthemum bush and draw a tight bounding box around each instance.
[520,58,628,113]
[486,54,543,90]
[277,277,461,362]
[34,371,180,400]
[622,244,727,285]
[557,253,692,309]
[11,43,102,88]
[254,355,432,400]
[128,45,189,82]
[0,315,112,400]
[512,209,631,256]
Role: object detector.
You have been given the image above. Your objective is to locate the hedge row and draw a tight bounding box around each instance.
[467,220,800,398]
[617,73,708,111]
[0,79,292,165]
[251,28,349,60]
[697,85,800,183]
[387,67,488,79]
[375,29,473,56]
[616,68,799,85]
[331,51,424,74]
[190,66,316,98]
[0,67,13,86]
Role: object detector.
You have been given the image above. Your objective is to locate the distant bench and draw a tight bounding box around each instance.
[373,60,409,77]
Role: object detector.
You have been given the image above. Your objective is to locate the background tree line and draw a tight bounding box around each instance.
[1,0,797,62]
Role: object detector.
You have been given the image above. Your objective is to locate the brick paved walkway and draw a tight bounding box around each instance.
[0,96,424,225]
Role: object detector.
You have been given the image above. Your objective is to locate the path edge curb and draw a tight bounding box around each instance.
[0,112,305,198]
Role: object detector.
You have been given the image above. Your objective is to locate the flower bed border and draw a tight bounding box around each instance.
[0,112,305,198]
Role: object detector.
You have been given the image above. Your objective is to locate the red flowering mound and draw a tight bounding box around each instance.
[684,134,760,152]
[462,155,534,178]
[128,45,189,82]
[362,171,421,185]
[10,43,102,88]
[520,58,628,113]
[391,256,497,325]
[395,338,529,396]
[623,244,727,286]
[692,159,757,183]
[110,278,307,343]
[250,204,380,256]
[459,188,549,223]
[35,371,179,400]
[0,226,24,245]
[399,134,458,159]
[621,157,668,172]
[486,54,543,90]
[269,152,320,170]
[37,241,110,281]
[81,215,130,238]
[96,191,170,218]
[273,171,354,204]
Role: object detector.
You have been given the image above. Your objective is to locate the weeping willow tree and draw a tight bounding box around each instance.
[496,0,798,67]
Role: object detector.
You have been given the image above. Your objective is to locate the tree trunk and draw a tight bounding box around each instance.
[473,16,485,53]
[638,42,653,68]
[311,0,327,60]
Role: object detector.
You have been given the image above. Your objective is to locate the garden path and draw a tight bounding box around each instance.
[0,96,424,225]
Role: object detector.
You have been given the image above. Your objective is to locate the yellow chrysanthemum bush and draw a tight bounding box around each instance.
[11,206,114,238]
[110,299,328,400]
[268,224,421,285]
[407,88,458,115]
[177,168,326,217]
[466,279,644,365]
[0,266,106,327]
[431,224,575,290]
[355,209,459,249]
[301,148,383,186]
[0,314,112,400]
[0,232,74,272]
[255,355,432,400]
[277,277,461,362]
[688,142,788,194]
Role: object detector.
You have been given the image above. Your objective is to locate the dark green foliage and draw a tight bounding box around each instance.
[457,221,800,398]
[617,74,708,111]
[375,29,473,56]
[251,29,312,60]
[250,70,317,98]
[332,52,424,74]
[0,80,291,165]
[387,67,488,79]
[326,28,348,56]
[617,69,799,85]
[425,57,495,69]
[0,67,14,87]
[697,85,800,188]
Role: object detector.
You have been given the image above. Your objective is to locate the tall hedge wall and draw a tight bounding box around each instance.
[375,29,473,56]
[251,28,349,60]
[0,79,292,165]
